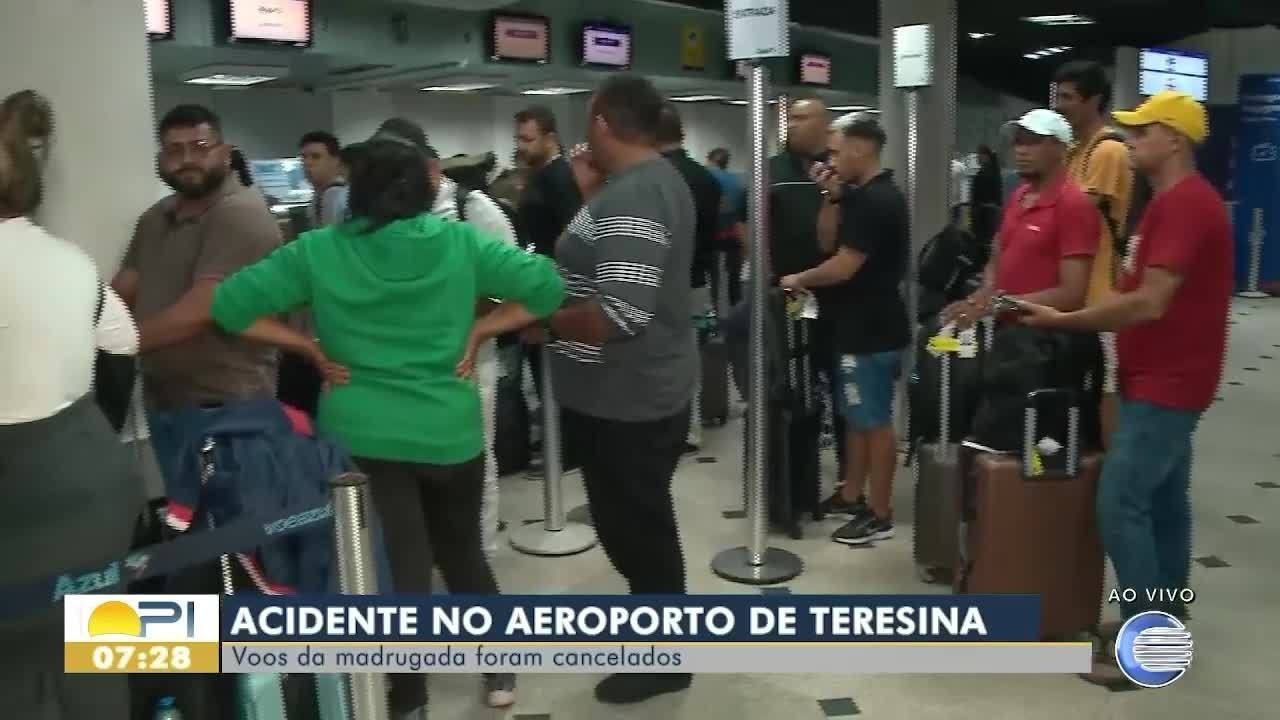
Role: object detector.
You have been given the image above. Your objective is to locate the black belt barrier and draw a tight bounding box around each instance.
[0,499,333,622]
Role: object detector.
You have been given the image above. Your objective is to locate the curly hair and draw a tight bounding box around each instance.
[0,90,53,216]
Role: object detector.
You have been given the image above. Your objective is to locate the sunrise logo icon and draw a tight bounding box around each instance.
[87,600,144,637]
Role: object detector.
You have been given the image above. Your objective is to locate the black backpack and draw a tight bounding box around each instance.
[968,324,1103,454]
[1084,130,1153,260]
[916,221,989,321]
[907,315,993,453]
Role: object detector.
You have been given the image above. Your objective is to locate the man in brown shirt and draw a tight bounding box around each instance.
[112,105,281,411]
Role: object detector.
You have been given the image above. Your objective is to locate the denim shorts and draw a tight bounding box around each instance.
[834,350,903,430]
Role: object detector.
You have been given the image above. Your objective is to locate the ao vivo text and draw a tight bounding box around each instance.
[1107,588,1196,605]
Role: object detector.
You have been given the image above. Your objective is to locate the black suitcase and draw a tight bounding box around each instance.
[763,289,822,538]
[699,331,730,426]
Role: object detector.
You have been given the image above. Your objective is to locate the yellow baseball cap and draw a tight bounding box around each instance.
[1112,90,1208,144]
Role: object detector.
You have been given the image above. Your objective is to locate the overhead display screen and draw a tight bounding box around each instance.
[1139,47,1208,101]
[799,53,832,86]
[145,0,173,39]
[582,23,632,68]
[229,0,312,47]
[491,14,550,63]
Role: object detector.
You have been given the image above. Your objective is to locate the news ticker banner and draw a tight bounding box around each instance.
[65,594,1093,675]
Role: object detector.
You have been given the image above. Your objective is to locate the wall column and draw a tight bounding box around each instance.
[878,0,959,263]
[0,0,161,274]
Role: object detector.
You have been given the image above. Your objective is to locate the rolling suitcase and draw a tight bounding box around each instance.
[699,330,730,427]
[911,319,990,584]
[956,388,1105,639]
[764,290,822,538]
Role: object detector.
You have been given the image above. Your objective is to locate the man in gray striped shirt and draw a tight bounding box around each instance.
[529,74,697,706]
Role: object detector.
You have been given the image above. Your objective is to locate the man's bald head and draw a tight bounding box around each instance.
[788,96,829,157]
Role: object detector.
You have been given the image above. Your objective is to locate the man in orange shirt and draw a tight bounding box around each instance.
[1054,61,1136,445]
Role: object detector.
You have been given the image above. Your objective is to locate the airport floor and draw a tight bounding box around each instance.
[431,298,1279,720]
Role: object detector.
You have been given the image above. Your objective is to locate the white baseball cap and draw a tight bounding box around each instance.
[1003,108,1073,144]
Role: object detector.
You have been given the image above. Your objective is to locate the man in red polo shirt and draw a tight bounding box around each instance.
[944,109,1100,325]
[1018,91,1229,686]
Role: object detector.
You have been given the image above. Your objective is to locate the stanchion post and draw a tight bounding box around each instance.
[1238,207,1269,299]
[711,5,804,583]
[511,346,597,556]
[331,472,390,720]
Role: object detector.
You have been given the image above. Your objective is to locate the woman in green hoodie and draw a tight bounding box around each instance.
[210,138,565,716]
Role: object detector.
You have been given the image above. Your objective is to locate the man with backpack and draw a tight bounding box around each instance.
[1017,91,1230,686]
[1054,61,1146,445]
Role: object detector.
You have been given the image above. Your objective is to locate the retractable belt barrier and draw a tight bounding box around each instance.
[0,498,334,622]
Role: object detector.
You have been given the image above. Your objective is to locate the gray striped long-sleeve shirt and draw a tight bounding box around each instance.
[548,156,697,422]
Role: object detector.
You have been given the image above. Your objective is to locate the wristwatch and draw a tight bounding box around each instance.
[820,188,841,205]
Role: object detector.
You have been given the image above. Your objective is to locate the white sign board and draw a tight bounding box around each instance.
[725,0,790,60]
[893,24,933,88]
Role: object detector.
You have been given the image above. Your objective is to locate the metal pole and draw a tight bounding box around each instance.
[903,89,922,344]
[1238,207,1269,298]
[711,60,803,586]
[330,472,390,720]
[511,346,597,555]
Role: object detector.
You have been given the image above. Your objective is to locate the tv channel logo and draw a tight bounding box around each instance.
[1115,610,1194,688]
[64,594,221,673]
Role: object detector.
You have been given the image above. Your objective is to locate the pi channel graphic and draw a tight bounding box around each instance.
[1115,610,1194,689]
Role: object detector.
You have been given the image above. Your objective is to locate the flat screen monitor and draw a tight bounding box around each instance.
[799,53,832,86]
[228,0,312,48]
[145,0,173,40]
[490,13,550,63]
[1139,47,1208,101]
[581,23,632,69]
[250,158,312,205]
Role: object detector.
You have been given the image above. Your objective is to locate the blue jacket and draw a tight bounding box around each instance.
[148,398,392,594]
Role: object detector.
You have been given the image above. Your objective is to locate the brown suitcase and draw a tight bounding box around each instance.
[956,389,1105,639]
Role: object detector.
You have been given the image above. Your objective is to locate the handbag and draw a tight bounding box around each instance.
[93,283,139,433]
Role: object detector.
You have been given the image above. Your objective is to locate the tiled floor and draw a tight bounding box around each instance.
[428,299,1279,719]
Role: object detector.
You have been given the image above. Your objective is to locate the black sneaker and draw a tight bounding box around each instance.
[595,672,692,705]
[831,514,894,546]
[819,492,870,519]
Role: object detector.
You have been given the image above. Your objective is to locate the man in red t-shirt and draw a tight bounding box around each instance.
[944,109,1099,325]
[1018,91,1230,685]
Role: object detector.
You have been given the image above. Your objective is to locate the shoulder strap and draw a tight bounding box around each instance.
[455,185,470,223]
[1082,129,1126,177]
[94,282,105,326]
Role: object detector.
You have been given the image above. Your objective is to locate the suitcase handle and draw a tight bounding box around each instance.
[1023,388,1080,479]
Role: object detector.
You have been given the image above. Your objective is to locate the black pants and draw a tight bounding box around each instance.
[564,407,689,594]
[708,247,743,314]
[357,455,498,711]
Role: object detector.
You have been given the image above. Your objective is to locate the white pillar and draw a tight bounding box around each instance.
[879,0,959,264]
[1113,47,1141,112]
[0,0,160,275]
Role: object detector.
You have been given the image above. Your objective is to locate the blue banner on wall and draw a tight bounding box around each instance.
[1234,75,1280,291]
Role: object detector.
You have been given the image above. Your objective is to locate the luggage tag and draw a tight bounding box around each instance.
[800,293,820,320]
[1026,437,1062,477]
[785,293,807,319]
[926,335,962,356]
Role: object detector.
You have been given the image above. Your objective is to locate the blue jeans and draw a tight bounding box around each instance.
[833,351,903,430]
[1098,399,1201,619]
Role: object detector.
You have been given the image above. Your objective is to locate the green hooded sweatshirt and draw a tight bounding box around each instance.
[211,213,564,465]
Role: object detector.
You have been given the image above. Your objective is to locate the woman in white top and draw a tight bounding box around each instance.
[430,166,521,556]
[0,91,141,719]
